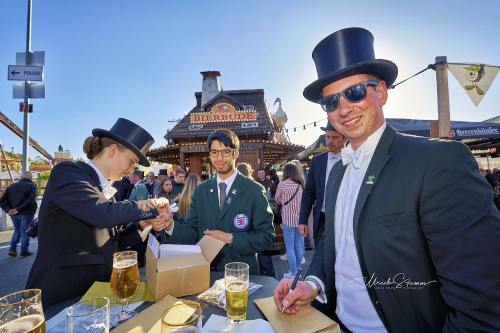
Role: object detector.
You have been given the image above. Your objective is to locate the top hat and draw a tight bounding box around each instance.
[303,27,398,103]
[92,118,154,167]
[158,169,168,176]
[320,121,336,132]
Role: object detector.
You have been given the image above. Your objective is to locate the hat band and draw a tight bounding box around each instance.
[140,139,154,154]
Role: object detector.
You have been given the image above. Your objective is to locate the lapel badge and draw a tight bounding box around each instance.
[366,175,375,185]
[210,188,214,193]
[231,189,237,195]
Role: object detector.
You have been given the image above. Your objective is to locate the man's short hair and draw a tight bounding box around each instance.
[21,171,32,180]
[175,168,186,176]
[132,169,144,179]
[207,129,240,150]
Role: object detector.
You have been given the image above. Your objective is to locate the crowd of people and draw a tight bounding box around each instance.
[1,26,499,332]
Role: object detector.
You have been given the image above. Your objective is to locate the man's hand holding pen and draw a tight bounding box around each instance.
[273,269,315,315]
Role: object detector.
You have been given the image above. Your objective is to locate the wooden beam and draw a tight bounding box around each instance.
[435,56,451,138]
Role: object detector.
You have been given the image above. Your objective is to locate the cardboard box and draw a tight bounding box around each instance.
[146,234,225,300]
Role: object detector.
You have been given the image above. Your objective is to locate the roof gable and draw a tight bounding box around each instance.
[165,89,276,141]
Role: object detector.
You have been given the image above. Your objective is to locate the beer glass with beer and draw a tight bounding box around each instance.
[110,251,140,324]
[0,289,45,333]
[66,297,110,333]
[224,262,249,323]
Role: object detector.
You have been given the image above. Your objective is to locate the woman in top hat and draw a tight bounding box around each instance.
[26,118,172,308]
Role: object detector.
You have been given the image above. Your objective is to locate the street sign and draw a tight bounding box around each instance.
[13,82,45,99]
[16,51,45,66]
[19,102,33,113]
[8,65,44,81]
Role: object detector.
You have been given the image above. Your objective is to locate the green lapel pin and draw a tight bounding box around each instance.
[366,175,375,185]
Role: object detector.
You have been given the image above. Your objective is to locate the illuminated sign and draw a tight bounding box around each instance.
[190,102,257,124]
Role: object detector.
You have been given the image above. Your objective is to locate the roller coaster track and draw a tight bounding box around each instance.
[0,110,54,162]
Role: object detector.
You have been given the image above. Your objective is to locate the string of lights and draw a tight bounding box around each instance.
[284,64,435,133]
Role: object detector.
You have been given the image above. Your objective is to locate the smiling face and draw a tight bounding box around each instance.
[209,140,238,177]
[257,170,266,181]
[323,74,387,150]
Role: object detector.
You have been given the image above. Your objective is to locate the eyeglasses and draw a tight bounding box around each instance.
[319,80,380,113]
[209,149,234,158]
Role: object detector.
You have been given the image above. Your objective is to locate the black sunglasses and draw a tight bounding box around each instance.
[319,80,380,113]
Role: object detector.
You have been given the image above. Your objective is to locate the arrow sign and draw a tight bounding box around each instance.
[7,65,44,81]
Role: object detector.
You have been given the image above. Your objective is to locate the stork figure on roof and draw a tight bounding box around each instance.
[273,97,288,132]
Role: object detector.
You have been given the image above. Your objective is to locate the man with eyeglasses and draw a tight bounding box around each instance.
[160,129,275,274]
[274,27,500,332]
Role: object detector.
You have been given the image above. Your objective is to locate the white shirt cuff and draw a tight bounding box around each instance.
[165,220,174,236]
[305,275,327,304]
[138,225,153,242]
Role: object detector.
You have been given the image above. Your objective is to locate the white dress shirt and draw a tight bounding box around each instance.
[217,170,238,206]
[87,160,116,199]
[334,123,387,332]
[321,152,341,213]
[166,169,239,236]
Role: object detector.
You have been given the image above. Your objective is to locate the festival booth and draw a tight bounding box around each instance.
[147,72,303,178]
[386,118,500,157]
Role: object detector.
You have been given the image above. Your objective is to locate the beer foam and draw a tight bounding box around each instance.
[0,314,44,333]
[113,259,137,269]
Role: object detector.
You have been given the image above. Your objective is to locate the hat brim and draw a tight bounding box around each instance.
[303,59,398,103]
[92,129,151,167]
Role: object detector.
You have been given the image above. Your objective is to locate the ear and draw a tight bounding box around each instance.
[375,80,389,106]
[107,144,118,158]
[233,149,240,160]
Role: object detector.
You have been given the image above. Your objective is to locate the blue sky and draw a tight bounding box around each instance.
[0,0,499,160]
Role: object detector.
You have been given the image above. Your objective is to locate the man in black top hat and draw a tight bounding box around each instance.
[298,121,345,247]
[274,28,500,332]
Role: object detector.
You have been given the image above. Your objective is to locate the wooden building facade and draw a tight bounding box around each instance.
[147,72,303,177]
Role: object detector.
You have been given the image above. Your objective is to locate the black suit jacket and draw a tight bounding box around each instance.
[0,178,38,215]
[26,161,159,308]
[308,126,500,332]
[299,152,328,227]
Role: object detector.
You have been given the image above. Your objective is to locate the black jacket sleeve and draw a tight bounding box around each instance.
[419,142,500,332]
[48,163,159,228]
[299,157,317,225]
[14,183,37,212]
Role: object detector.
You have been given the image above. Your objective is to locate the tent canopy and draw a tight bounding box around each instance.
[386,118,500,140]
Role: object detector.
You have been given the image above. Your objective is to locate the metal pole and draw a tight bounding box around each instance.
[435,56,451,139]
[21,0,32,172]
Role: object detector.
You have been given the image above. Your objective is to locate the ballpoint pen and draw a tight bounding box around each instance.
[281,268,302,314]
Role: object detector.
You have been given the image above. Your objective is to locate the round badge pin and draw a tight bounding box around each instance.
[233,214,249,229]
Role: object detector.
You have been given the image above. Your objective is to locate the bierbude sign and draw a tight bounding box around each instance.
[190,102,257,124]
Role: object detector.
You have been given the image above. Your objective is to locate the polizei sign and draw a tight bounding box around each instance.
[8,65,44,81]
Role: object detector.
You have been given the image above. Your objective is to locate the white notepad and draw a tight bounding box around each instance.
[159,244,202,258]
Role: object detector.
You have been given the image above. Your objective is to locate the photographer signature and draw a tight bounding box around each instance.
[351,273,438,289]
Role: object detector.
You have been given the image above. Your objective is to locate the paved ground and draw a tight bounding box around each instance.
[271,249,315,280]
[0,230,38,297]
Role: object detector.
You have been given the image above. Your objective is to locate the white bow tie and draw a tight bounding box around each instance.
[341,146,365,169]
[102,182,117,200]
